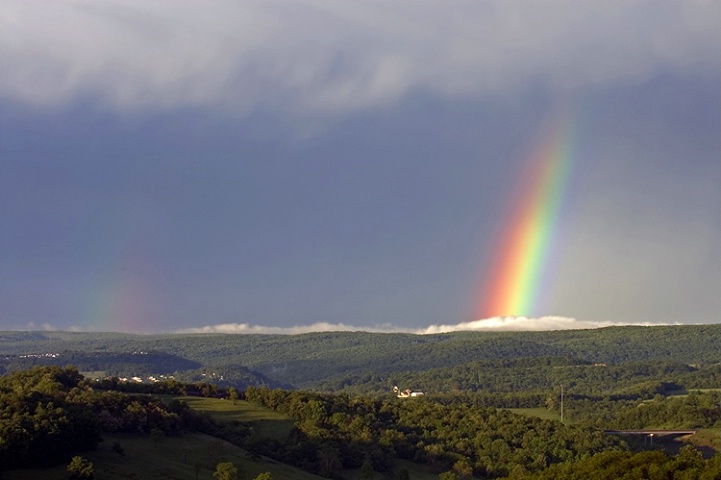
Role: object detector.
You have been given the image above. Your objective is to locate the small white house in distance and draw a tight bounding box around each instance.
[393,386,424,398]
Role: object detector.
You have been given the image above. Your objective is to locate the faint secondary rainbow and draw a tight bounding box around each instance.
[80,197,162,333]
[479,108,577,318]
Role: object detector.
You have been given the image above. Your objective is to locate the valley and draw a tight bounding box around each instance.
[0,325,719,479]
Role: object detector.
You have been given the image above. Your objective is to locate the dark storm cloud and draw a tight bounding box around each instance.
[1,1,717,114]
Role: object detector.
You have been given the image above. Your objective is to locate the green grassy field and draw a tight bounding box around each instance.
[171,396,295,439]
[505,407,566,423]
[689,429,721,453]
[665,388,721,397]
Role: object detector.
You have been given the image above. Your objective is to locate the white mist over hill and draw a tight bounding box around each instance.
[177,317,676,335]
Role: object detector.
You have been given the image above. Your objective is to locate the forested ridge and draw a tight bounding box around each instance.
[318,357,719,395]
[1,325,718,390]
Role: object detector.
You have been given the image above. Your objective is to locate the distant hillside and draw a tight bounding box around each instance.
[0,350,201,376]
[0,325,718,392]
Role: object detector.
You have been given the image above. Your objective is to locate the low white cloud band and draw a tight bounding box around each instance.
[176,317,677,335]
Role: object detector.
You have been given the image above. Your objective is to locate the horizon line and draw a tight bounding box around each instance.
[9,316,697,336]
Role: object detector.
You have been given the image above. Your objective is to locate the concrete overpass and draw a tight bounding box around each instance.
[604,430,697,436]
[604,430,697,445]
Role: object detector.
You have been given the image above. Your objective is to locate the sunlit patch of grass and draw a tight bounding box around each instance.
[665,388,720,397]
[172,396,295,439]
[504,407,568,423]
[688,429,721,453]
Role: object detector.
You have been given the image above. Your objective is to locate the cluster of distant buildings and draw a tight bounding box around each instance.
[98,372,225,384]
[97,374,175,384]
[393,386,424,398]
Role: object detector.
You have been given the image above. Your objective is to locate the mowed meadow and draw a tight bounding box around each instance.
[172,396,295,439]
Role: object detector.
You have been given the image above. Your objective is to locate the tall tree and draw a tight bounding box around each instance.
[67,456,94,480]
[213,462,238,480]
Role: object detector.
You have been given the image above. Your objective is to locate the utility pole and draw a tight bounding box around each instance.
[560,385,564,424]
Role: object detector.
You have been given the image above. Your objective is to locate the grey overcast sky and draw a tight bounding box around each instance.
[1,1,718,334]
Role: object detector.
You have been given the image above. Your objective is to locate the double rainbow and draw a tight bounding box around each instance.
[479,109,577,318]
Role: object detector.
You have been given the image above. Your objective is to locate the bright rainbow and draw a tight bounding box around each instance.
[479,108,576,318]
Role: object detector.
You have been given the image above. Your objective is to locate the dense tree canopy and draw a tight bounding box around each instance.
[242,386,624,478]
